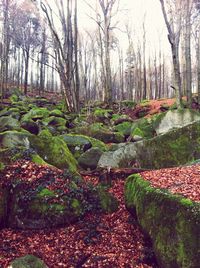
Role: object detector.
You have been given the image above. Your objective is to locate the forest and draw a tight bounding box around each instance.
[0,0,199,268]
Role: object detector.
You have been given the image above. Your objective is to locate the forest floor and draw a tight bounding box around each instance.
[1,161,199,267]
[0,161,156,268]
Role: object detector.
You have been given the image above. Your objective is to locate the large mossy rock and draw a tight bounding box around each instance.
[114,121,133,136]
[137,120,200,169]
[125,174,200,268]
[130,117,156,140]
[0,161,118,229]
[8,254,48,268]
[0,116,20,132]
[155,109,200,135]
[0,130,31,149]
[21,107,50,122]
[98,120,200,169]
[21,120,39,135]
[73,123,124,144]
[78,147,103,170]
[30,130,77,172]
[61,134,92,159]
[61,134,108,156]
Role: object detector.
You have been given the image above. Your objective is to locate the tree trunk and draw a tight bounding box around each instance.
[185,0,192,106]
[24,50,30,95]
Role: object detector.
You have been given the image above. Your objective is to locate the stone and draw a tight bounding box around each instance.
[0,131,31,149]
[49,109,64,117]
[30,130,78,172]
[132,135,143,142]
[99,120,200,169]
[0,116,20,132]
[8,255,48,268]
[98,142,139,168]
[78,147,103,170]
[21,120,39,135]
[155,109,200,135]
[61,134,92,159]
[21,107,50,122]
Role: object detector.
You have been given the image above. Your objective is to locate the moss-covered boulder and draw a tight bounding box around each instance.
[60,134,92,159]
[78,147,103,170]
[125,174,200,268]
[137,120,200,169]
[99,120,200,169]
[21,120,39,135]
[43,116,66,127]
[155,109,200,135]
[0,161,118,229]
[0,130,31,149]
[8,254,48,268]
[131,118,155,139]
[0,116,20,132]
[93,108,113,122]
[49,109,64,117]
[30,130,77,172]
[21,107,50,122]
[114,121,133,136]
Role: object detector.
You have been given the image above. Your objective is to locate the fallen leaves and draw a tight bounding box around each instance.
[141,165,200,202]
[0,169,155,268]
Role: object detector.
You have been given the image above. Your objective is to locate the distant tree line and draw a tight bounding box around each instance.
[0,0,200,111]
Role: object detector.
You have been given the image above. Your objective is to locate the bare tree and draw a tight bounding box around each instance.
[38,0,80,112]
[159,0,183,108]
[0,0,10,102]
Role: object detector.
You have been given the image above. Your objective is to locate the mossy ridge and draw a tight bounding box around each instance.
[125,174,200,268]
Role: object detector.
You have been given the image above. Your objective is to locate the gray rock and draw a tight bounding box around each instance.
[0,116,20,132]
[78,147,103,170]
[98,142,141,168]
[155,109,200,135]
[132,135,143,142]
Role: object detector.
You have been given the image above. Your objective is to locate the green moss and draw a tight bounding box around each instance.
[9,94,19,103]
[120,100,136,108]
[97,186,119,213]
[114,121,133,136]
[9,254,47,268]
[137,121,200,169]
[30,200,65,215]
[125,174,200,268]
[0,162,5,171]
[31,154,48,165]
[71,199,82,215]
[93,108,113,118]
[37,188,56,198]
[30,130,77,172]
[43,116,66,127]
[131,118,155,139]
[49,109,64,117]
[131,127,144,137]
[21,107,50,122]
